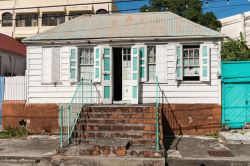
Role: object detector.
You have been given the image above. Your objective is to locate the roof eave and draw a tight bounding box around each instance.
[23,35,225,44]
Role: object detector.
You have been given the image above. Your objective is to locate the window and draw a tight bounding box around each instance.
[183,46,200,81]
[42,13,65,26]
[2,12,12,27]
[79,48,94,80]
[147,46,156,81]
[16,14,38,27]
[122,48,131,68]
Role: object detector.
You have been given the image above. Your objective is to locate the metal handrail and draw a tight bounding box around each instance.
[155,76,160,151]
[59,78,100,148]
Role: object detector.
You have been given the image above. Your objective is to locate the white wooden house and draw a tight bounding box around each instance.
[23,12,223,105]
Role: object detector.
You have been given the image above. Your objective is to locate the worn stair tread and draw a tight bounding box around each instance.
[79,123,156,127]
[78,130,156,134]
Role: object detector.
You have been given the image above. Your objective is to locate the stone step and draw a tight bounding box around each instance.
[80,112,157,119]
[75,130,156,139]
[73,137,158,146]
[76,123,157,132]
[82,106,155,113]
[58,141,163,158]
[78,118,157,125]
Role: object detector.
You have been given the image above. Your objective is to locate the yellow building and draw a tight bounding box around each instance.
[0,0,117,40]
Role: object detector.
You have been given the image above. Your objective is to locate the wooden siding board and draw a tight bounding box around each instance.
[27,41,221,104]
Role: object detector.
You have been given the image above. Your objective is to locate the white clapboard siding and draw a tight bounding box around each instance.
[27,41,221,105]
[4,76,27,101]
[27,45,102,103]
[140,42,221,104]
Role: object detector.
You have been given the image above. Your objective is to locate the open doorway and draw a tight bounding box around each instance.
[113,47,132,102]
[113,48,122,101]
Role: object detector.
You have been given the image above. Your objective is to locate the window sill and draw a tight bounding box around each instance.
[180,81,207,84]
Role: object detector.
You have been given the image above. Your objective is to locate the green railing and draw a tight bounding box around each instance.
[59,78,100,148]
[155,76,160,151]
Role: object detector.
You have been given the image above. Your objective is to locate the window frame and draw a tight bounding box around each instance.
[182,45,200,81]
[42,13,65,26]
[78,47,94,80]
[147,45,156,82]
[15,13,38,27]
[2,12,13,27]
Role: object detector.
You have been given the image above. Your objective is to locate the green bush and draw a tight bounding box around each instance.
[0,127,28,139]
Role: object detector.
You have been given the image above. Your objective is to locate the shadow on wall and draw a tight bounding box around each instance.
[160,101,183,152]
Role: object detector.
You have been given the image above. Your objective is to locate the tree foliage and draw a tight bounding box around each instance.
[221,33,250,61]
[140,0,222,31]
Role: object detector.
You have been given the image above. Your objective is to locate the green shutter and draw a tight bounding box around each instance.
[139,46,148,82]
[94,47,102,82]
[200,45,210,82]
[176,45,183,80]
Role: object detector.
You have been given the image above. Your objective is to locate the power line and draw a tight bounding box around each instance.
[0,0,145,11]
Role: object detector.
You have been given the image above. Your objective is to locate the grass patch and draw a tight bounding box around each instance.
[0,127,28,139]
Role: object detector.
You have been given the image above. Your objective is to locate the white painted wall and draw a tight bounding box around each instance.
[141,41,221,105]
[26,46,101,103]
[26,40,221,105]
[0,50,26,76]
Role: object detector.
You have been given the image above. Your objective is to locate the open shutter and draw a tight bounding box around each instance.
[200,44,211,82]
[176,44,183,81]
[139,45,148,82]
[131,45,140,104]
[42,47,52,84]
[156,45,168,83]
[93,46,102,83]
[102,46,113,104]
[69,47,78,82]
[52,47,60,83]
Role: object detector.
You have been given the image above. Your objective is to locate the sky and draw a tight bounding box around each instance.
[117,0,250,19]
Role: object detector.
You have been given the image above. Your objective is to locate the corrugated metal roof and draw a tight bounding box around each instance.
[0,33,26,57]
[24,12,221,42]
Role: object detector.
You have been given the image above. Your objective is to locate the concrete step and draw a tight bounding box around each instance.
[58,141,163,158]
[244,123,250,129]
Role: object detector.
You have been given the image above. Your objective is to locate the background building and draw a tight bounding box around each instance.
[0,33,26,76]
[220,11,250,47]
[0,0,117,41]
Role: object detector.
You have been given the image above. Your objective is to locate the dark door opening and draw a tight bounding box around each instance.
[113,48,122,101]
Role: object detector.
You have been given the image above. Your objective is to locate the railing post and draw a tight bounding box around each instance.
[156,76,160,151]
[60,106,63,148]
[68,105,71,143]
[90,80,93,104]
[81,78,84,104]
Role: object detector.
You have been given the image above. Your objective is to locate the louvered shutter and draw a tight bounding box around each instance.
[93,46,102,83]
[102,46,113,104]
[131,45,140,104]
[156,45,168,83]
[69,47,78,82]
[200,44,211,82]
[139,45,148,82]
[42,47,52,84]
[176,44,183,81]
